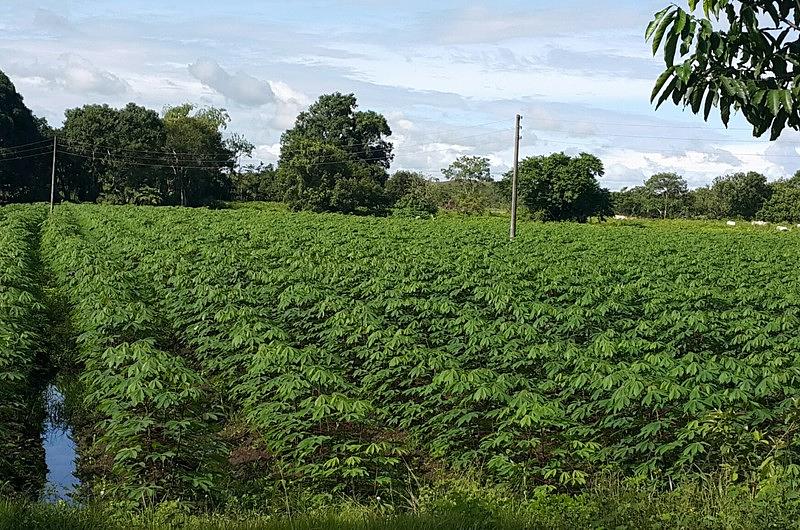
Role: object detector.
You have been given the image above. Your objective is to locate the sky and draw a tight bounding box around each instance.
[4,0,800,190]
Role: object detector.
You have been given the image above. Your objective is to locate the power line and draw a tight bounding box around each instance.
[529,135,800,160]
[0,138,54,151]
[529,128,800,146]
[0,150,53,163]
[0,144,59,157]
[542,117,758,132]
[56,149,234,170]
[56,128,513,170]
[60,139,237,162]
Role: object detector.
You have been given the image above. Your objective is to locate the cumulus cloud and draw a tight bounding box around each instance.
[188,59,275,107]
[267,80,311,129]
[250,143,282,164]
[7,54,129,95]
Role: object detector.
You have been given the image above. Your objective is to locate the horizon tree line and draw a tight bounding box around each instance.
[3,68,800,222]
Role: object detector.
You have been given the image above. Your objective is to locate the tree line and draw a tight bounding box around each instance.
[613,171,800,222]
[3,67,799,222]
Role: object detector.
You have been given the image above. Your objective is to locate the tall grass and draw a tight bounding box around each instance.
[3,475,800,529]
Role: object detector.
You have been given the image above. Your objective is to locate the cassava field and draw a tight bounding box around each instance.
[3,202,800,528]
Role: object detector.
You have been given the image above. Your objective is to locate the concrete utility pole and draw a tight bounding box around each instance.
[50,136,57,214]
[509,114,522,240]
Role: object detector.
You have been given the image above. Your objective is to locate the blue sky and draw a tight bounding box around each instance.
[4,0,800,189]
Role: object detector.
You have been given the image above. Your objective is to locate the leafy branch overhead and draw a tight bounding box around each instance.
[647,0,800,139]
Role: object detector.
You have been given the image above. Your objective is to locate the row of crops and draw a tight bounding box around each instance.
[0,206,47,494]
[3,203,800,507]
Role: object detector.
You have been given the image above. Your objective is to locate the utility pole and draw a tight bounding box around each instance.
[50,136,57,214]
[509,114,522,240]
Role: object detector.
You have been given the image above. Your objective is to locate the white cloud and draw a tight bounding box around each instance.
[188,59,276,106]
[8,54,129,96]
[268,80,311,129]
[251,143,282,164]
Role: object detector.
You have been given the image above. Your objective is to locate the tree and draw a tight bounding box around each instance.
[688,185,726,218]
[386,170,426,203]
[648,1,800,139]
[510,152,611,222]
[0,70,47,202]
[612,186,651,217]
[441,156,493,213]
[61,103,167,203]
[231,163,280,202]
[278,93,393,214]
[644,172,688,218]
[163,104,235,206]
[711,171,771,219]
[385,170,438,216]
[757,171,800,222]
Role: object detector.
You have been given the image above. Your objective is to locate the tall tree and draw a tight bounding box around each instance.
[385,170,426,203]
[612,186,651,217]
[441,156,493,213]
[648,1,800,139]
[163,104,235,206]
[644,172,689,218]
[757,171,800,222]
[712,171,771,219]
[278,93,393,214]
[511,152,611,222]
[0,70,47,202]
[231,163,280,202]
[61,103,166,203]
[688,185,726,218]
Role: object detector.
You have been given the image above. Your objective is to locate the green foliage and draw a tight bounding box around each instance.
[231,164,280,202]
[644,172,689,218]
[510,152,611,222]
[387,171,438,216]
[386,170,426,203]
[4,474,800,529]
[26,204,800,508]
[758,173,800,223]
[0,206,47,495]
[163,104,236,206]
[392,187,439,217]
[647,1,800,139]
[688,185,727,219]
[6,203,800,511]
[61,103,168,203]
[278,93,393,214]
[58,102,238,206]
[613,173,690,219]
[41,206,226,507]
[712,171,771,219]
[440,156,494,214]
[0,70,48,202]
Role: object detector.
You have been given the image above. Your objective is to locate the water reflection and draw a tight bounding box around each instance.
[42,385,78,502]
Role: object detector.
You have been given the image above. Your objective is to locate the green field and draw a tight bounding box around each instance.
[2,203,800,527]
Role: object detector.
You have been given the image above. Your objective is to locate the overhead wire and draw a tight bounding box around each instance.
[0,138,53,150]
[0,150,53,163]
[529,134,800,160]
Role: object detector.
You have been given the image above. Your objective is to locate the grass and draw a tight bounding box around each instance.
[3,475,800,529]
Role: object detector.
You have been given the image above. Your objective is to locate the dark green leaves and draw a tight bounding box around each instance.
[648,1,800,139]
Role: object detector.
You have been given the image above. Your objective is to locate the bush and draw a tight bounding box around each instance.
[392,188,438,217]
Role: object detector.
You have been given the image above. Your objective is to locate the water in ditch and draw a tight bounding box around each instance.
[42,384,78,502]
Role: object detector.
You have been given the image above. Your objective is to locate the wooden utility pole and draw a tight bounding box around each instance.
[510,114,522,240]
[50,136,57,213]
